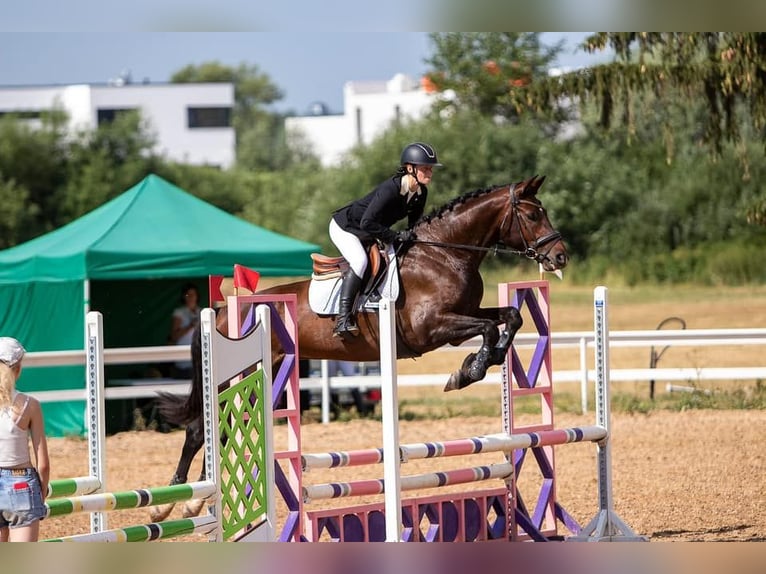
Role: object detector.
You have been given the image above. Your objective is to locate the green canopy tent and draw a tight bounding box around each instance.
[0,174,320,436]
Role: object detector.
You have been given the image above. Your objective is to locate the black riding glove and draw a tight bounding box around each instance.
[394,230,417,245]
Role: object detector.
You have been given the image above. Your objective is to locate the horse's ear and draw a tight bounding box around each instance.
[519,175,546,197]
[530,175,546,193]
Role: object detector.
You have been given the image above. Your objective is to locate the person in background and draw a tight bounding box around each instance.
[169,283,201,379]
[0,337,50,542]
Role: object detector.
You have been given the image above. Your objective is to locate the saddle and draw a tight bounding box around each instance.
[311,244,385,281]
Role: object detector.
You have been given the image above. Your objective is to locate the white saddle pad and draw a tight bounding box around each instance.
[308,244,400,315]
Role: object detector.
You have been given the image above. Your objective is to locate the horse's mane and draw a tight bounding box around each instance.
[414,184,505,227]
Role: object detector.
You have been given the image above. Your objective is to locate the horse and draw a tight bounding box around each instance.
[150,175,568,522]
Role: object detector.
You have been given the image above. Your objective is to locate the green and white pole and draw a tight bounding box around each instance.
[45,481,216,518]
[45,515,218,542]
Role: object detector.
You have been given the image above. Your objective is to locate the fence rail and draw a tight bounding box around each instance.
[22,328,766,415]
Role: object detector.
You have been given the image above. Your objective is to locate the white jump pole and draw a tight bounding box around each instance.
[379,298,402,542]
[85,311,107,533]
[570,286,646,542]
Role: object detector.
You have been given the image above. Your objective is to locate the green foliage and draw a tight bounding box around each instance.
[59,111,162,221]
[426,33,562,119]
[3,43,766,292]
[0,114,68,244]
[0,176,36,249]
[512,32,766,224]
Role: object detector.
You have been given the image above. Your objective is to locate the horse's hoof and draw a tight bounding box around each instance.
[183,498,206,518]
[150,503,175,523]
[443,373,461,392]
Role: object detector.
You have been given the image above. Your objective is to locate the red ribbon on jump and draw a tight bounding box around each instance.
[233,264,260,294]
[208,275,224,306]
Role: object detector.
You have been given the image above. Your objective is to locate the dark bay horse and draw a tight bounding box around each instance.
[151,175,568,521]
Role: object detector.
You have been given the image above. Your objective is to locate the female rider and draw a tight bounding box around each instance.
[329,142,442,337]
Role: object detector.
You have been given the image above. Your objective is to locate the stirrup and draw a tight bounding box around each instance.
[333,314,359,337]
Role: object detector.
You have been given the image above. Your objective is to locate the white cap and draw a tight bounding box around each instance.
[0,337,25,367]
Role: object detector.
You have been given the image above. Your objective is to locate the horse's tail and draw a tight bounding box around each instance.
[155,322,203,426]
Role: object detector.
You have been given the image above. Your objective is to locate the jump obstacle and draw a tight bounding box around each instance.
[42,305,277,542]
[215,282,643,542]
[42,282,642,542]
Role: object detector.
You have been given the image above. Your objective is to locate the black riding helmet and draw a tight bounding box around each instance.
[400,142,443,167]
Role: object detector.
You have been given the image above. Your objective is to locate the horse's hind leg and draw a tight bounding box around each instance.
[149,418,204,522]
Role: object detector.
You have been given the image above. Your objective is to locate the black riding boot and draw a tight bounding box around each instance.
[333,269,363,338]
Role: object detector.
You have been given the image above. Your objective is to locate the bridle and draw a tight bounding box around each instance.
[412,184,562,264]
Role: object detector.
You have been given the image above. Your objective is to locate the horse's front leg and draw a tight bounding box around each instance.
[480,307,524,366]
[443,307,523,392]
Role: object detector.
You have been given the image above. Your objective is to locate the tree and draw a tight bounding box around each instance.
[509,33,766,223]
[0,112,68,244]
[171,61,312,171]
[0,176,36,249]
[424,33,563,119]
[59,110,163,221]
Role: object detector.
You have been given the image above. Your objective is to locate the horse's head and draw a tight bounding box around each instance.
[500,176,569,273]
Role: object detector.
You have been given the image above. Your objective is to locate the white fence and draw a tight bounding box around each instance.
[22,327,766,419]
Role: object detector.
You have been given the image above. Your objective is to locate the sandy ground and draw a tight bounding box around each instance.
[39,408,765,542]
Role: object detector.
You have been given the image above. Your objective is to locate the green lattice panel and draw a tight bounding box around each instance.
[218,370,268,540]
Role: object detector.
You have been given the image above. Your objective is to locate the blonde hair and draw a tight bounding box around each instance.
[0,362,17,408]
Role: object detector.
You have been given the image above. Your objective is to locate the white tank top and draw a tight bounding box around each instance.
[0,391,32,468]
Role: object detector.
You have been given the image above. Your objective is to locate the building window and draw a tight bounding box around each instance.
[0,110,44,120]
[97,108,136,125]
[187,107,232,128]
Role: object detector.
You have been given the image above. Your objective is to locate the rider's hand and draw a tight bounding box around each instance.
[395,230,417,245]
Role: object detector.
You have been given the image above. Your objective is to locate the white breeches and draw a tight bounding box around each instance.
[329,218,367,278]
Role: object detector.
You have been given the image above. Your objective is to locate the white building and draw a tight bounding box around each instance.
[286,73,440,167]
[0,82,235,168]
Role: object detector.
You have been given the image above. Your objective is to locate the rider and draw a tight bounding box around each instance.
[329,142,442,338]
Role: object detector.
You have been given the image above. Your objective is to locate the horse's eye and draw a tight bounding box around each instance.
[526,208,540,222]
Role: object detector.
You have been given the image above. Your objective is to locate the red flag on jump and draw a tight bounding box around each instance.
[208,275,224,306]
[233,264,260,293]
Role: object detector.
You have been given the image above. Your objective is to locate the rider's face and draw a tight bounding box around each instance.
[412,164,433,185]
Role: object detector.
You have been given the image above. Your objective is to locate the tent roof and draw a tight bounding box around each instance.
[0,174,320,281]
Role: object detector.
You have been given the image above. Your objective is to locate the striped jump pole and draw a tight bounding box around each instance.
[303,462,514,502]
[45,481,217,518]
[46,516,218,543]
[302,426,608,471]
[48,475,102,498]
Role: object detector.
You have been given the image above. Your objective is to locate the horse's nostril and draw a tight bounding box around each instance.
[557,253,569,266]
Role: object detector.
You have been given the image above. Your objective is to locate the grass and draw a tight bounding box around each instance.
[307,380,766,423]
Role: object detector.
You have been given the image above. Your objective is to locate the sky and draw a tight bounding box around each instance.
[0,32,609,115]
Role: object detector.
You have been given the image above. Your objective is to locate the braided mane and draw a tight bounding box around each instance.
[414,184,506,227]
